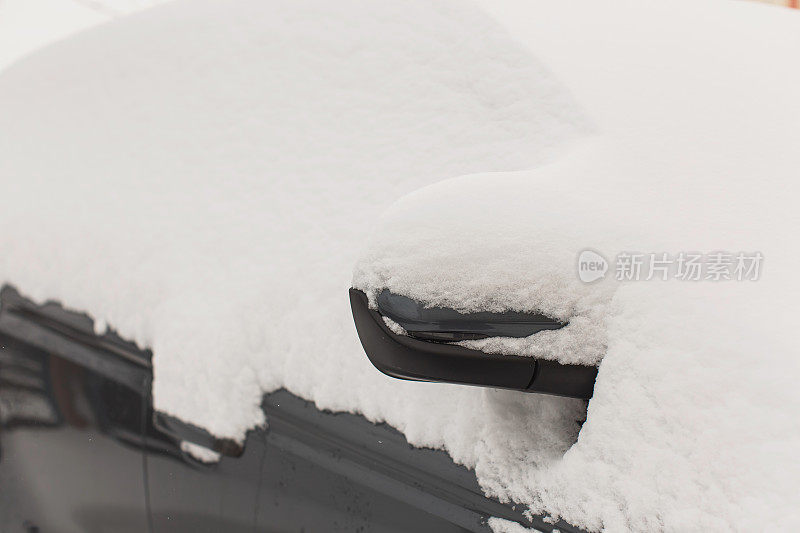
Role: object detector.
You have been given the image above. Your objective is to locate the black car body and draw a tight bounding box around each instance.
[0,285,584,532]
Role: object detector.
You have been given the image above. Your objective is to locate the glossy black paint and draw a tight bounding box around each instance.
[0,286,585,533]
[0,331,150,532]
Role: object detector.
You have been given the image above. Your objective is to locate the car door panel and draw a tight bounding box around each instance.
[0,286,579,533]
[0,306,150,533]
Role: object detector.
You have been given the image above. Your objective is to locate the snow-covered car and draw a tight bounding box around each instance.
[0,285,577,532]
[1,0,799,532]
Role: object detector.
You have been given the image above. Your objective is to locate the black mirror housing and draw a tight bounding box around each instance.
[349,289,597,400]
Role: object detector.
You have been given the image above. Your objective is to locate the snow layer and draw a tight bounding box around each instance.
[488,517,543,533]
[0,0,586,492]
[180,440,221,463]
[1,0,799,531]
[356,0,800,531]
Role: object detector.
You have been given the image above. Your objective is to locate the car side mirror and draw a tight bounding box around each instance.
[349,289,597,399]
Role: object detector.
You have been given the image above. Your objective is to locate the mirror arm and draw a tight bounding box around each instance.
[349,288,596,400]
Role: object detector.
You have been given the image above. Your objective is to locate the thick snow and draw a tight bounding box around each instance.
[1,0,798,531]
[355,0,800,531]
[0,0,585,507]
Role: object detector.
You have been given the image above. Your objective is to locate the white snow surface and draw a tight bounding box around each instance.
[357,0,800,531]
[0,0,172,72]
[180,440,221,463]
[1,0,799,531]
[488,517,543,533]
